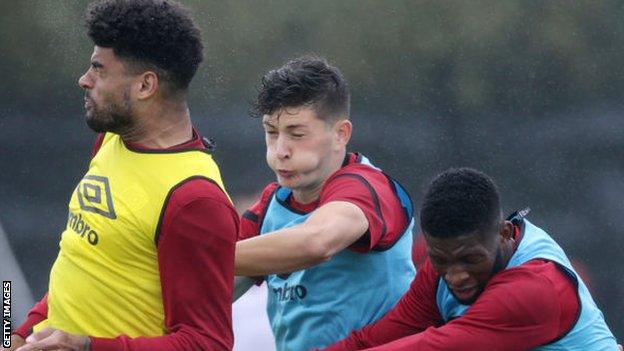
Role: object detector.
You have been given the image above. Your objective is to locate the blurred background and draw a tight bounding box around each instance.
[1,0,622,348]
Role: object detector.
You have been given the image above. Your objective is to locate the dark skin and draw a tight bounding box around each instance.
[425,219,515,304]
[426,218,624,350]
[13,46,194,351]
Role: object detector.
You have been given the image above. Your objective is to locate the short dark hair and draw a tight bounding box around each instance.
[86,0,203,93]
[251,56,350,122]
[420,168,502,238]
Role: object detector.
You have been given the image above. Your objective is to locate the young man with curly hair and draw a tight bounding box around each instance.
[324,168,617,351]
[10,1,238,350]
[234,57,416,351]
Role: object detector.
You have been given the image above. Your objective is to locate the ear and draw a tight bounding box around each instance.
[334,119,352,148]
[135,71,159,100]
[499,220,514,242]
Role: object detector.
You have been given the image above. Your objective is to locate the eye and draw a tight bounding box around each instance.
[291,133,305,138]
[462,255,484,264]
[430,255,448,266]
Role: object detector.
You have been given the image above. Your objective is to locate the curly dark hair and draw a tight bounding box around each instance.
[251,56,350,122]
[86,0,203,93]
[420,168,502,238]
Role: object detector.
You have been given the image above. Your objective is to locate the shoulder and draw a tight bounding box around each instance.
[456,259,580,343]
[157,177,239,245]
[322,156,412,251]
[322,161,397,202]
[157,178,237,245]
[487,260,561,298]
[239,182,279,240]
[490,260,572,292]
[167,176,233,210]
[475,260,573,323]
[332,159,387,182]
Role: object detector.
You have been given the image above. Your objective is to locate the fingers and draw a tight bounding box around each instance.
[16,337,56,351]
[17,338,56,351]
[16,329,88,351]
[25,327,55,343]
[17,328,59,351]
[6,334,26,351]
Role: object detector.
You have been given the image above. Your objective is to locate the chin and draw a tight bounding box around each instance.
[456,295,479,305]
[85,117,105,133]
[452,288,483,305]
[278,179,301,190]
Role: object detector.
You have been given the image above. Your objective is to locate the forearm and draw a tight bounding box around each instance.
[359,323,535,351]
[325,262,442,351]
[235,201,368,276]
[324,309,429,351]
[90,329,229,351]
[356,267,567,351]
[154,186,238,351]
[13,293,48,338]
[235,224,326,276]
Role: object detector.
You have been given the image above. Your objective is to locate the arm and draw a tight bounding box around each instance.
[236,168,406,276]
[235,200,368,276]
[9,294,49,350]
[12,293,48,339]
[19,181,239,351]
[232,185,277,299]
[324,261,442,351]
[91,187,238,350]
[356,262,576,351]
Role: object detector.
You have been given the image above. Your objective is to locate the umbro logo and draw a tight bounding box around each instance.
[272,282,307,302]
[76,175,116,219]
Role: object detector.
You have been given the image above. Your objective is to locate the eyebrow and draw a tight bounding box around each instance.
[285,124,306,130]
[262,121,307,130]
[429,245,482,258]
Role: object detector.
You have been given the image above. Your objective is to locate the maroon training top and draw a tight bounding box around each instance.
[239,152,410,254]
[323,226,581,351]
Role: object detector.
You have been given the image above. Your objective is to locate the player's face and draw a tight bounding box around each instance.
[426,227,504,304]
[78,46,135,134]
[263,107,347,197]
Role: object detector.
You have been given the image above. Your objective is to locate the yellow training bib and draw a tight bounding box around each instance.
[46,133,229,337]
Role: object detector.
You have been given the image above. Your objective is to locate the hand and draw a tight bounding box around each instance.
[15,327,89,351]
[4,334,26,350]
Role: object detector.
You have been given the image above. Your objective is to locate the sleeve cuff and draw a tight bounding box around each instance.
[89,336,124,351]
[12,313,46,338]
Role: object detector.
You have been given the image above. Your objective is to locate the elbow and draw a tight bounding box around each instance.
[303,241,334,263]
[301,230,337,263]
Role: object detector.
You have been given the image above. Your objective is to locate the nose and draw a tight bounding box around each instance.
[275,135,291,160]
[78,70,92,89]
[444,265,470,288]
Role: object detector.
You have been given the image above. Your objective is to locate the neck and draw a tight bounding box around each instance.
[291,150,347,205]
[292,183,323,205]
[121,100,193,148]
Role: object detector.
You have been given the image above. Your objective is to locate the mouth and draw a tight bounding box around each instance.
[450,286,477,302]
[277,170,295,178]
[84,97,93,110]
